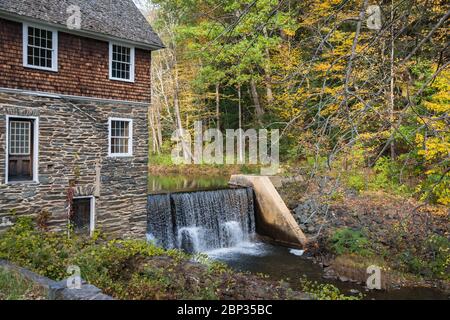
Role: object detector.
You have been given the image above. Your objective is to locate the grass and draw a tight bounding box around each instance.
[0,266,46,300]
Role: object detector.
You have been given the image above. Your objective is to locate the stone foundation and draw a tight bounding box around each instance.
[0,91,149,238]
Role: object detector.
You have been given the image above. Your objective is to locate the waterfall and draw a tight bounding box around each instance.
[147,188,255,253]
[146,193,175,248]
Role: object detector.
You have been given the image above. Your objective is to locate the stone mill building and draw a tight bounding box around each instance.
[0,0,164,237]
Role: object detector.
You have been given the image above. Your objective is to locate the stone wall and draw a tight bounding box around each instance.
[0,91,149,238]
[0,18,152,103]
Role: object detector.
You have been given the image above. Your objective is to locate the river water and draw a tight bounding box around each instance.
[147,174,449,300]
[206,241,448,300]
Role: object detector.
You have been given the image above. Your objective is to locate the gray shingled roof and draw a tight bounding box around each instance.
[0,0,164,49]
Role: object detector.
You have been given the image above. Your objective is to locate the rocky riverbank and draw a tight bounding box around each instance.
[277,176,450,293]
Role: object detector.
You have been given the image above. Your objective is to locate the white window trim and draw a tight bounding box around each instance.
[5,115,39,184]
[108,42,135,83]
[108,117,133,157]
[22,23,58,72]
[72,196,96,237]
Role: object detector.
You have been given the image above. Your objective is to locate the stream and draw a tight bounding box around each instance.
[147,174,449,300]
[207,241,448,300]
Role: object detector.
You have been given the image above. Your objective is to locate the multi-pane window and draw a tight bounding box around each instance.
[109,43,135,82]
[23,24,58,71]
[109,119,133,156]
[9,121,31,155]
[7,117,37,183]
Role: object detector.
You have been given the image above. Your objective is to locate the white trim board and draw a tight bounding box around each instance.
[0,87,150,106]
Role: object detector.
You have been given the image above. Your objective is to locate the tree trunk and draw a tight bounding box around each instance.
[238,84,243,163]
[263,27,274,105]
[149,107,160,154]
[250,78,264,122]
[215,83,220,129]
[173,65,191,162]
[389,0,396,160]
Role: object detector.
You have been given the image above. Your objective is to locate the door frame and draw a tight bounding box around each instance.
[5,115,39,184]
[72,196,96,236]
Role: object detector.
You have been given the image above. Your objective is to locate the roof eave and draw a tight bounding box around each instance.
[0,9,165,51]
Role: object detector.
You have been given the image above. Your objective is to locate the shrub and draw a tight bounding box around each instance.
[369,157,413,196]
[425,235,450,280]
[0,217,306,300]
[299,277,362,300]
[329,228,373,257]
[397,235,450,280]
[346,173,366,192]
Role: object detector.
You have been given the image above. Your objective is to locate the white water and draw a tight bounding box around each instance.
[147,188,256,254]
[205,242,268,259]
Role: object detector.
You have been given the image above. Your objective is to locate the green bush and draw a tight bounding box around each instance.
[329,228,373,257]
[369,156,413,196]
[426,235,450,279]
[0,217,307,300]
[0,217,79,280]
[398,235,450,280]
[346,173,366,192]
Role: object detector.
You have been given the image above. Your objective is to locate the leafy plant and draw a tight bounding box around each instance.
[329,228,373,257]
[0,267,46,300]
[0,217,307,300]
[299,277,362,300]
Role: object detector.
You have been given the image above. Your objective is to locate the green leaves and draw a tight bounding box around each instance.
[329,228,373,257]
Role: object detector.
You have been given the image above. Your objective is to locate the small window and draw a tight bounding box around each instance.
[23,24,58,71]
[71,197,95,236]
[109,43,135,82]
[108,118,133,157]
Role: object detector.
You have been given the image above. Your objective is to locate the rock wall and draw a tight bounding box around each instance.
[0,92,148,238]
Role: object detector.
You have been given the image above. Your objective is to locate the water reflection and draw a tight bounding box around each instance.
[148,175,229,194]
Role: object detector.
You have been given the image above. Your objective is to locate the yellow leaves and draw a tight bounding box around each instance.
[424,100,447,112]
[323,86,338,95]
[358,130,390,142]
[314,62,345,73]
[422,67,450,114]
[282,28,296,37]
[314,63,330,72]
[320,103,339,116]
[415,134,450,162]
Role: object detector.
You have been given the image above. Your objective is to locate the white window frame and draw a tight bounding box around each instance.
[72,196,96,237]
[5,115,39,184]
[108,117,133,157]
[109,42,135,83]
[22,23,58,72]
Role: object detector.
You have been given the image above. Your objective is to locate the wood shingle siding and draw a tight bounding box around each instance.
[0,19,152,103]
